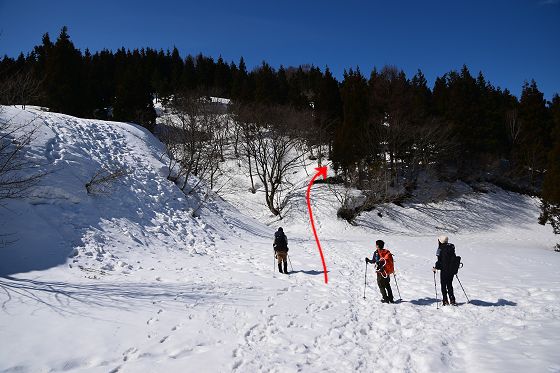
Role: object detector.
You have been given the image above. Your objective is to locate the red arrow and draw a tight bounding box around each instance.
[306,166,328,284]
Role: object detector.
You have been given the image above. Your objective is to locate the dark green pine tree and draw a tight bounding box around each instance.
[44,26,84,116]
[409,69,431,124]
[314,67,342,156]
[181,55,198,91]
[113,63,156,132]
[332,68,369,178]
[194,54,215,94]
[213,56,231,97]
[81,48,97,117]
[231,57,250,102]
[539,94,560,249]
[253,62,278,104]
[169,47,184,94]
[517,80,552,185]
[276,66,290,105]
[31,33,54,105]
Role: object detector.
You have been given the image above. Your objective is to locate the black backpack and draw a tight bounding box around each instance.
[450,255,463,275]
[274,232,288,251]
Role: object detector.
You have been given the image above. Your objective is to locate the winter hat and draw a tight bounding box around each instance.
[278,227,283,232]
[438,235,448,244]
[376,240,385,249]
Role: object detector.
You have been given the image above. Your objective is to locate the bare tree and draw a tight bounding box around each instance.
[0,70,43,109]
[159,93,225,209]
[505,108,521,147]
[410,119,456,176]
[0,108,44,203]
[235,104,310,217]
[85,166,129,194]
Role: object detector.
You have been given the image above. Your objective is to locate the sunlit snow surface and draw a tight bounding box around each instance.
[0,106,558,373]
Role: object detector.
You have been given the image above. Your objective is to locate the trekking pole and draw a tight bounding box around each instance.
[273,253,276,273]
[363,262,368,299]
[455,274,470,303]
[288,254,294,272]
[393,273,402,300]
[434,271,439,309]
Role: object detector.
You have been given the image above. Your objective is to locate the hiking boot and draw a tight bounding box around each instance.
[380,299,389,303]
[283,263,288,274]
[278,263,283,273]
[450,296,456,305]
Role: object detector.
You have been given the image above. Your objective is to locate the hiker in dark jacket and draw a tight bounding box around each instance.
[433,235,456,305]
[273,227,289,274]
[365,240,394,303]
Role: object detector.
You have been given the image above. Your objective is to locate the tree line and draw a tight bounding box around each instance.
[0,27,558,240]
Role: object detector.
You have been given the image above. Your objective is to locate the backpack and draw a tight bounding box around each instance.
[274,232,288,251]
[450,255,463,275]
[377,249,394,276]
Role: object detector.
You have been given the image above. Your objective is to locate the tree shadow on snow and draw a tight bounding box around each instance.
[354,190,537,235]
[468,298,517,307]
[0,275,250,316]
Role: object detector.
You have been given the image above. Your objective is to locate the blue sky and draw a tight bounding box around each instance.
[0,0,558,99]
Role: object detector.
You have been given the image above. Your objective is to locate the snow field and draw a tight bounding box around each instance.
[0,106,559,372]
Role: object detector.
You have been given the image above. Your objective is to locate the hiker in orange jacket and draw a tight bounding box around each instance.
[365,240,394,303]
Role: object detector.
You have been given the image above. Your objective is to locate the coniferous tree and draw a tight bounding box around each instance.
[314,67,342,157]
[333,68,369,178]
[539,94,560,248]
[517,80,552,186]
[231,57,250,102]
[169,47,183,93]
[45,26,83,116]
[181,55,197,91]
[113,63,156,132]
[253,62,278,104]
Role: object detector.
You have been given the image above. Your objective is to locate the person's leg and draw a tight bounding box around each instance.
[440,272,449,304]
[385,276,394,302]
[377,273,389,302]
[447,274,456,304]
[277,252,288,274]
[277,252,283,273]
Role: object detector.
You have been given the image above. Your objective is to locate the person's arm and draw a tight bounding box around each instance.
[433,254,441,271]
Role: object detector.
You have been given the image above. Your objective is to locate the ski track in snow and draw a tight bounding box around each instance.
[0,106,559,373]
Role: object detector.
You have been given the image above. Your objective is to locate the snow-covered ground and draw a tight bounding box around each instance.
[0,106,559,373]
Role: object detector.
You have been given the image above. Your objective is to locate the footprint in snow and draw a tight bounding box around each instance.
[122,347,138,362]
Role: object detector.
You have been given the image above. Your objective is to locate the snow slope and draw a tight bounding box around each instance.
[0,106,559,373]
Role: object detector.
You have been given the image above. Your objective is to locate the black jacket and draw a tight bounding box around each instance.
[435,243,456,274]
[273,231,289,252]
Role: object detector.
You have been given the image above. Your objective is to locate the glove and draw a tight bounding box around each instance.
[365,258,372,264]
[432,267,436,273]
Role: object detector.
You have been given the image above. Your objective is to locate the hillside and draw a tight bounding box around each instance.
[0,106,559,373]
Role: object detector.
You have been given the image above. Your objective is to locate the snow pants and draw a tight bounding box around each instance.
[276,251,287,265]
[377,272,394,302]
[276,251,288,273]
[440,272,455,303]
